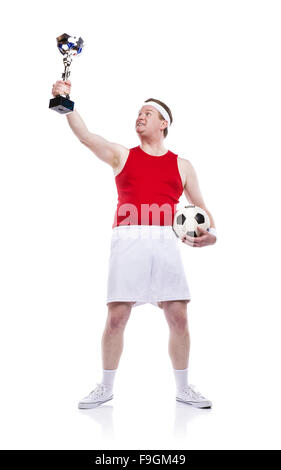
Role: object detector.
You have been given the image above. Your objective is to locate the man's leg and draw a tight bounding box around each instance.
[162,300,212,408]
[162,300,190,369]
[78,301,133,409]
[102,301,133,369]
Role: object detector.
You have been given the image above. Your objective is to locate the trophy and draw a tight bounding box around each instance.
[49,33,84,114]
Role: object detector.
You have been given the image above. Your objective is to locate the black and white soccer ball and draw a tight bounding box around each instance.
[173,205,210,238]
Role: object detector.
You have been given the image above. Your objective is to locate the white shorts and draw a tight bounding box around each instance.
[106,225,191,308]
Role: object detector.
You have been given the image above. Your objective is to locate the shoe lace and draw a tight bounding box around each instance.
[182,384,205,399]
[88,382,106,399]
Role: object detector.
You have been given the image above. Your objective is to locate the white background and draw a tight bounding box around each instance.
[0,0,280,450]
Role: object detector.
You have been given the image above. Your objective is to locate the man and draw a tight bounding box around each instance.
[51,80,217,410]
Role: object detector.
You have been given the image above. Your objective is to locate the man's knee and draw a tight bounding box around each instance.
[162,300,189,332]
[106,301,132,331]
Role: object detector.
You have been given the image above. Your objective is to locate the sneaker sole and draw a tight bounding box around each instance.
[176,397,212,409]
[78,395,113,409]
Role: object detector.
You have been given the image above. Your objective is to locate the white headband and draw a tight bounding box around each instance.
[141,101,171,126]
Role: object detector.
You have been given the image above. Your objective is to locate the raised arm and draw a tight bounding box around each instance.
[51,80,127,168]
[67,109,127,168]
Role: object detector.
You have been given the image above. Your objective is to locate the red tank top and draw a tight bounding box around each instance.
[112,146,184,228]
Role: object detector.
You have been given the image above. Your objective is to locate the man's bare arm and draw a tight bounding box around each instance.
[66,109,125,168]
[51,80,125,168]
[183,159,216,228]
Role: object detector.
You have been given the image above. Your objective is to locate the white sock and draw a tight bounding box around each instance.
[173,367,188,392]
[101,368,117,394]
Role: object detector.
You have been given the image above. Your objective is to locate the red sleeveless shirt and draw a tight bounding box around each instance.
[112,145,184,228]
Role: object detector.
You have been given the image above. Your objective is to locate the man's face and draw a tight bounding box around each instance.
[135,105,167,137]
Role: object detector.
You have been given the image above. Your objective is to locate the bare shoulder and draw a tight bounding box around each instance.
[177,157,193,189]
[178,156,191,167]
[112,144,130,177]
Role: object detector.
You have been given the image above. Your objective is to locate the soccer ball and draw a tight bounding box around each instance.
[173,205,210,238]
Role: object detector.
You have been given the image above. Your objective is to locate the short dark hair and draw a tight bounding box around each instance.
[144,98,173,138]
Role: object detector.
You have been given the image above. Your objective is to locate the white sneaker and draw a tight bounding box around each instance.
[176,384,212,408]
[78,383,113,409]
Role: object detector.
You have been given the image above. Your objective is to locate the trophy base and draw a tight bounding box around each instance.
[49,95,74,114]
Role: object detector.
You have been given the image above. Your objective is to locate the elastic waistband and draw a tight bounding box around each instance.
[113,225,174,230]
[112,225,177,240]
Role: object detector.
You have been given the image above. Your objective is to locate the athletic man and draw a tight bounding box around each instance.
[51,80,217,410]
